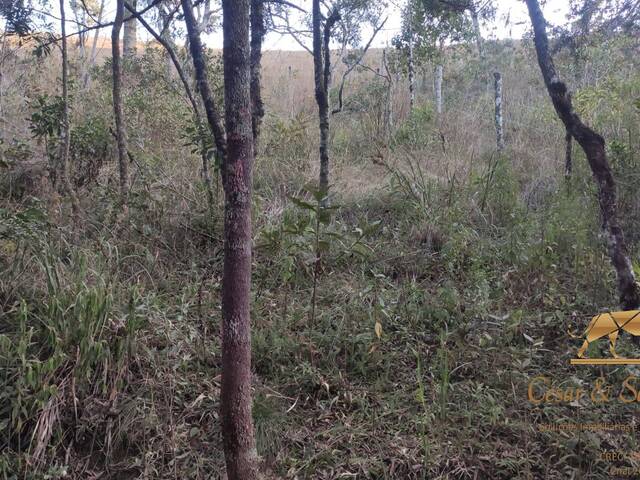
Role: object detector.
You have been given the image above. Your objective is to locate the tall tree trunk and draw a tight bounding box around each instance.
[58,0,80,218]
[157,4,175,77]
[81,0,105,89]
[470,3,484,59]
[382,48,393,143]
[435,64,443,115]
[123,0,137,58]
[112,0,129,206]
[181,0,227,166]
[565,128,572,178]
[525,0,640,309]
[312,0,339,200]
[250,0,265,151]
[494,71,504,151]
[126,0,215,209]
[221,0,260,478]
[407,22,415,111]
[311,0,326,194]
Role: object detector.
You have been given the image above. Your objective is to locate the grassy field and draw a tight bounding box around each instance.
[2,31,640,479]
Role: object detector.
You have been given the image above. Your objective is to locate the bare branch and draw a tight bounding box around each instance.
[265,0,307,14]
[332,17,388,115]
[123,1,200,118]
[268,10,313,54]
[39,0,165,48]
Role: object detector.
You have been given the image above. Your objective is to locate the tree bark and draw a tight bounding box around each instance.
[250,0,265,152]
[494,71,504,151]
[408,21,415,111]
[435,64,443,115]
[221,0,260,478]
[157,3,176,77]
[565,128,572,178]
[81,0,105,89]
[526,0,640,309]
[58,0,81,218]
[470,2,484,59]
[123,0,137,58]
[182,0,227,168]
[112,0,129,206]
[312,0,339,200]
[382,48,393,142]
[125,0,214,208]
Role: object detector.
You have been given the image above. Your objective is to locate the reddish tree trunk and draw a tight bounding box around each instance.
[182,1,260,476]
[221,0,260,478]
[250,0,265,151]
[525,0,640,310]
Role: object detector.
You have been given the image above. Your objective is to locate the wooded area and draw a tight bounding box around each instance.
[1,0,640,478]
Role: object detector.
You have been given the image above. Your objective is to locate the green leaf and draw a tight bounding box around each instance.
[289,197,316,212]
[318,209,332,225]
[317,240,330,253]
[351,243,372,257]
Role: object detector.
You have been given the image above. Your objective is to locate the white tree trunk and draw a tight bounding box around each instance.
[494,71,505,151]
[470,4,484,59]
[435,64,443,115]
[382,48,393,141]
[123,0,137,58]
[408,27,415,112]
[81,0,105,89]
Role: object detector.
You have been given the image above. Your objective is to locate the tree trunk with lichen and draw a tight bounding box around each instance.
[250,0,265,152]
[435,64,443,115]
[58,0,80,218]
[526,0,640,310]
[313,0,339,201]
[220,0,260,478]
[408,24,415,112]
[494,71,504,151]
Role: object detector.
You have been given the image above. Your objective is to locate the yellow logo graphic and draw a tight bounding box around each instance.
[570,311,640,365]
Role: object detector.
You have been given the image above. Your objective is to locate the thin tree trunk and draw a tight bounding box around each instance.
[526,0,640,309]
[565,128,572,178]
[82,0,105,89]
[494,71,504,151]
[312,0,339,200]
[311,0,327,195]
[58,0,81,218]
[123,0,137,58]
[435,64,443,115]
[125,0,214,209]
[382,48,393,143]
[221,0,260,478]
[157,4,175,77]
[73,7,87,65]
[250,0,265,152]
[470,3,484,59]
[181,0,227,166]
[408,23,415,111]
[112,0,129,206]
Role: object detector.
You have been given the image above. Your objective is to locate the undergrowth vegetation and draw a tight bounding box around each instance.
[1,33,640,479]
